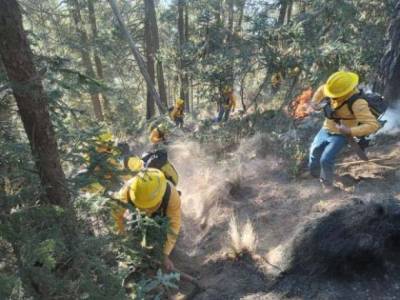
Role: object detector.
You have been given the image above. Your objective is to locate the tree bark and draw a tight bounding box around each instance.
[144,0,156,119]
[178,0,189,112]
[376,1,400,104]
[286,0,293,23]
[69,0,104,121]
[108,0,165,114]
[235,0,246,35]
[278,0,287,26]
[147,0,168,107]
[0,0,70,206]
[87,0,111,118]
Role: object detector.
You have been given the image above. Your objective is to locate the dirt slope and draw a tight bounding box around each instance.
[168,133,400,299]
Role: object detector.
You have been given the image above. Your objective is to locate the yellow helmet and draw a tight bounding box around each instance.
[97,132,113,143]
[223,85,232,93]
[176,98,184,107]
[324,71,359,98]
[127,156,144,172]
[128,168,167,209]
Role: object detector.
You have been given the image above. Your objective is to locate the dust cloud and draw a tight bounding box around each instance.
[378,102,400,135]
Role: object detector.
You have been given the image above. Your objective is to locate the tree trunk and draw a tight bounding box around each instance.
[148,0,168,107]
[108,0,165,114]
[178,0,189,112]
[184,3,190,112]
[0,0,70,207]
[69,0,104,121]
[278,0,287,26]
[144,0,156,119]
[299,0,307,13]
[286,0,293,23]
[376,1,400,104]
[235,0,246,35]
[87,0,111,119]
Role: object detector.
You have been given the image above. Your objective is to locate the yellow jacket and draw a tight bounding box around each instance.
[118,181,181,256]
[170,105,184,121]
[223,92,236,110]
[311,85,380,137]
[149,128,165,144]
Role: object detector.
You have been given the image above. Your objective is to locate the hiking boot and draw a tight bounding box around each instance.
[320,179,338,194]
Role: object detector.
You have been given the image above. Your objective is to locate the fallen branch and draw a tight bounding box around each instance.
[337,156,396,167]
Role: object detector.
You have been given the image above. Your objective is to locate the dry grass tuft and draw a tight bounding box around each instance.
[228,216,258,257]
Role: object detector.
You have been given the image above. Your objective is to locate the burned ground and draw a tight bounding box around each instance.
[166,131,400,300]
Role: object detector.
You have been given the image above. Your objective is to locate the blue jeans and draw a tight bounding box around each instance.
[309,128,347,185]
[217,107,231,122]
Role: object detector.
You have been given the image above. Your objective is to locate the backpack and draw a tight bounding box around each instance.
[141,149,179,186]
[325,90,388,125]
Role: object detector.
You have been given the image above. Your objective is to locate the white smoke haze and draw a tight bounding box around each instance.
[378,102,400,135]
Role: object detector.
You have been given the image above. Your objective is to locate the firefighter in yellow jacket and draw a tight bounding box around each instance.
[79,132,122,194]
[309,71,380,190]
[217,86,236,122]
[170,98,185,128]
[149,124,167,145]
[116,168,181,271]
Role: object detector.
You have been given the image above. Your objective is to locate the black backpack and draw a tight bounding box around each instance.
[325,90,388,124]
[141,149,168,169]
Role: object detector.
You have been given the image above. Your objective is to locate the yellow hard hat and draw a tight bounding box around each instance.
[127,156,144,172]
[97,132,113,143]
[176,98,184,106]
[223,85,232,93]
[128,168,167,209]
[324,71,359,98]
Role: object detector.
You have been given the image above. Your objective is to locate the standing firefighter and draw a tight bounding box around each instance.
[217,86,236,122]
[170,98,185,128]
[117,168,181,271]
[309,71,380,191]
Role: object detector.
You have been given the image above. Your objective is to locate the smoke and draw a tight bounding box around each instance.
[378,103,400,135]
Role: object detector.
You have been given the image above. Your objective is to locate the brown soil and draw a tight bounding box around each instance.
[167,133,400,299]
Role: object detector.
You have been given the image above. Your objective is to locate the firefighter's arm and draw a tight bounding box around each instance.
[310,85,326,110]
[350,99,380,137]
[163,187,181,256]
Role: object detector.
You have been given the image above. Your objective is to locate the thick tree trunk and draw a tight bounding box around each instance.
[108,0,165,114]
[235,0,246,34]
[178,0,189,112]
[0,0,70,206]
[286,0,293,23]
[146,0,168,107]
[278,0,287,26]
[87,0,111,118]
[69,0,104,121]
[226,0,235,88]
[184,3,190,112]
[376,1,400,104]
[144,0,156,119]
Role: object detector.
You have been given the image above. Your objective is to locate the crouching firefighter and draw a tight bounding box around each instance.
[309,71,383,190]
[115,168,181,271]
[149,124,168,147]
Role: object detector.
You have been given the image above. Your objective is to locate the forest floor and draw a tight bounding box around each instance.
[163,129,400,300]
